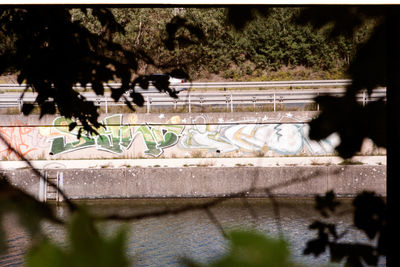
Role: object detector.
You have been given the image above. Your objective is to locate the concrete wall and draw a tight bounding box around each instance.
[2,165,386,199]
[0,112,384,160]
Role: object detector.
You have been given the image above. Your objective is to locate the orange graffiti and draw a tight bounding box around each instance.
[0,121,37,158]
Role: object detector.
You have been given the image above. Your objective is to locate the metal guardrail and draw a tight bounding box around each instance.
[0,79,352,92]
[0,87,387,113]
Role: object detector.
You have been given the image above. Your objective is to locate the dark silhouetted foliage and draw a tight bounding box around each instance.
[0,7,192,134]
[304,191,386,267]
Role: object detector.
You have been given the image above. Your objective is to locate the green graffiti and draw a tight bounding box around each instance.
[49,115,184,157]
[49,115,133,155]
[50,136,95,155]
[135,124,183,157]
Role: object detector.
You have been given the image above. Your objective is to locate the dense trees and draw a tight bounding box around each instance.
[68,8,374,80]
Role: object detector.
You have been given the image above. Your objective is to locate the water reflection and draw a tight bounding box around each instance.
[0,198,384,266]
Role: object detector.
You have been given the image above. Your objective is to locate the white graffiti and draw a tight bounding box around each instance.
[180,116,340,156]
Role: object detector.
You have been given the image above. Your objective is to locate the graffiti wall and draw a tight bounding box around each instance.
[0,112,383,160]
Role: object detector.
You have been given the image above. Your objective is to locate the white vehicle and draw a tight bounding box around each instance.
[168,76,186,84]
[150,74,187,92]
[131,74,188,94]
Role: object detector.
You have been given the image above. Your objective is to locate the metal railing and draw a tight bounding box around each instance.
[0,79,351,92]
[0,80,386,113]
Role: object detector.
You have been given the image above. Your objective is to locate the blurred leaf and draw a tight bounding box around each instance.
[169,68,189,80]
[92,81,104,96]
[185,230,300,267]
[315,190,341,217]
[110,87,125,101]
[26,240,66,267]
[21,103,35,115]
[123,97,135,111]
[91,8,125,35]
[307,190,386,265]
[39,101,56,118]
[68,122,77,131]
[77,127,83,139]
[297,7,387,158]
[226,7,271,31]
[0,223,6,254]
[130,92,144,107]
[135,76,149,90]
[150,74,169,92]
[164,16,205,50]
[330,243,377,267]
[26,209,130,267]
[166,88,179,99]
[348,22,387,95]
[327,224,338,239]
[353,191,386,240]
[377,224,387,256]
[329,243,348,263]
[0,176,61,255]
[294,7,383,39]
[304,220,338,257]
[309,95,386,158]
[304,238,328,257]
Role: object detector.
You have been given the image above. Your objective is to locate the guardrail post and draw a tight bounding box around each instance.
[146,96,151,113]
[57,172,64,202]
[105,96,108,113]
[173,99,177,111]
[252,96,256,112]
[18,99,23,113]
[188,94,191,113]
[96,98,101,109]
[363,90,367,106]
[273,93,276,112]
[38,172,47,202]
[230,94,233,112]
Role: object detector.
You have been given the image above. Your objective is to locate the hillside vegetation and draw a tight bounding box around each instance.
[0,8,376,83]
[74,8,375,81]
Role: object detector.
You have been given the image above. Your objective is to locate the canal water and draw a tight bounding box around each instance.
[1,198,385,266]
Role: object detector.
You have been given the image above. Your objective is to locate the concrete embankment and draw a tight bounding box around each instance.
[2,164,386,200]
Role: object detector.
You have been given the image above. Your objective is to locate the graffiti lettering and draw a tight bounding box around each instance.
[0,121,37,158]
[0,114,378,159]
[180,116,340,156]
[133,116,184,157]
[49,115,134,155]
[48,115,184,157]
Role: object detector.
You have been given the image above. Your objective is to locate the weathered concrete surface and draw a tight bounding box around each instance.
[1,165,386,200]
[327,166,386,196]
[1,169,41,197]
[0,156,387,169]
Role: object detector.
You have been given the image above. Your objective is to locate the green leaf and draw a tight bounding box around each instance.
[185,230,300,267]
[0,177,61,254]
[26,240,66,267]
[25,209,130,267]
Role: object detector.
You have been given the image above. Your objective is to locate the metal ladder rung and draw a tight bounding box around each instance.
[39,172,64,202]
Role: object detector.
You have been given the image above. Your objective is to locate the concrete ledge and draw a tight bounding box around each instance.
[0,156,387,169]
[1,165,386,200]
